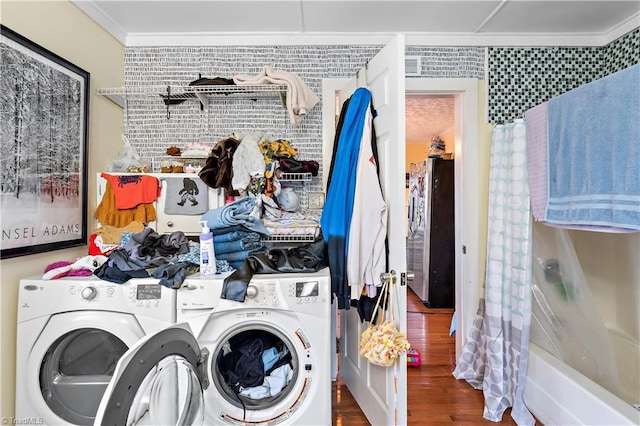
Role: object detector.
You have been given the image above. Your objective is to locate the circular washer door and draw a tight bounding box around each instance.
[204,312,329,425]
[95,324,205,426]
[28,311,147,425]
[213,324,299,412]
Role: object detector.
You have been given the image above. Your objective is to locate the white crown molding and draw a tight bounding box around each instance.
[126,32,397,47]
[124,29,638,47]
[405,33,606,47]
[71,0,127,45]
[605,12,640,44]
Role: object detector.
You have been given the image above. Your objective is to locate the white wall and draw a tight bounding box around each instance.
[0,0,124,418]
[569,231,640,341]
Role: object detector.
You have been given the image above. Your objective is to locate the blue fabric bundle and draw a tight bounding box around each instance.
[201,196,269,235]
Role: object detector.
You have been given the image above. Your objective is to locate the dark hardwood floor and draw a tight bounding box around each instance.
[331,288,529,425]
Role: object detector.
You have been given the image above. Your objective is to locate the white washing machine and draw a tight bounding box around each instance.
[94,268,331,425]
[16,276,176,425]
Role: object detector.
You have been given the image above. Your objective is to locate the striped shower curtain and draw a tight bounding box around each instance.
[453,120,535,425]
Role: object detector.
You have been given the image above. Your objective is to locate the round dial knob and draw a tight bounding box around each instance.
[245,285,259,299]
[81,286,97,300]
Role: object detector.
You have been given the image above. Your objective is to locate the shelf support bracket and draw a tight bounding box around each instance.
[165,85,171,119]
[195,92,208,111]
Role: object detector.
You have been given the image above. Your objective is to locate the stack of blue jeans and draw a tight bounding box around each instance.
[213,225,263,269]
[201,196,269,235]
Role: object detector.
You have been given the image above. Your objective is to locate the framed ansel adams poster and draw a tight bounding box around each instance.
[0,25,89,259]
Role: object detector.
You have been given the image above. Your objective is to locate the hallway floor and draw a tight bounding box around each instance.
[331,288,528,425]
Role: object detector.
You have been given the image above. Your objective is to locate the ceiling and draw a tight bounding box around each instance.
[72,0,640,47]
[71,0,638,145]
[406,96,454,145]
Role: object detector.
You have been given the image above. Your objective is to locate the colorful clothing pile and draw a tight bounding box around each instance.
[95,173,161,227]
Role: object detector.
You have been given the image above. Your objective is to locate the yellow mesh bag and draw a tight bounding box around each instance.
[359,275,410,367]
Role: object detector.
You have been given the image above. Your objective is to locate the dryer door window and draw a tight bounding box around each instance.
[40,328,129,425]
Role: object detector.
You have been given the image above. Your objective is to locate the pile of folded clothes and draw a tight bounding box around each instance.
[212,226,264,269]
[261,195,321,239]
[201,196,268,268]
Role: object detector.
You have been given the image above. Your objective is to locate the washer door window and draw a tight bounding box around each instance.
[214,325,298,412]
[40,328,128,425]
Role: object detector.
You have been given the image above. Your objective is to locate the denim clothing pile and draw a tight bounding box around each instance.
[212,225,264,269]
[201,196,269,236]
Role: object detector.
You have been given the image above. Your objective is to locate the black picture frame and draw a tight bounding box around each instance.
[1,25,89,259]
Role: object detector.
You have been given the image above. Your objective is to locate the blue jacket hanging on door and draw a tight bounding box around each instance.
[320,87,372,309]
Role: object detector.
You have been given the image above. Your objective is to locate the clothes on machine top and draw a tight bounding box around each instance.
[94,228,199,287]
[221,240,327,302]
[214,238,262,255]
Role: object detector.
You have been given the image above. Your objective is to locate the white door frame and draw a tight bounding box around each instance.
[323,77,480,360]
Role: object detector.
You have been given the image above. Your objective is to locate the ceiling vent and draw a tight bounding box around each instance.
[405,56,422,76]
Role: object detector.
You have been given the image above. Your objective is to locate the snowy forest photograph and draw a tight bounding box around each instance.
[0,25,89,258]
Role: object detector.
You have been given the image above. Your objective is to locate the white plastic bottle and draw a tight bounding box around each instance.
[199,220,216,276]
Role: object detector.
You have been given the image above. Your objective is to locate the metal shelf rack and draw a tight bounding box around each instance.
[97,84,288,110]
[278,172,313,182]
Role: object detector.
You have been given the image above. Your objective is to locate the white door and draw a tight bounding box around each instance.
[338,34,407,425]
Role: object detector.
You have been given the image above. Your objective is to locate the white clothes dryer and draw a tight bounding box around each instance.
[16,276,176,425]
[95,268,331,425]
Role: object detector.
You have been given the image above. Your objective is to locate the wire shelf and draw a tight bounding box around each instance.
[278,172,312,182]
[97,84,287,108]
[262,234,316,243]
